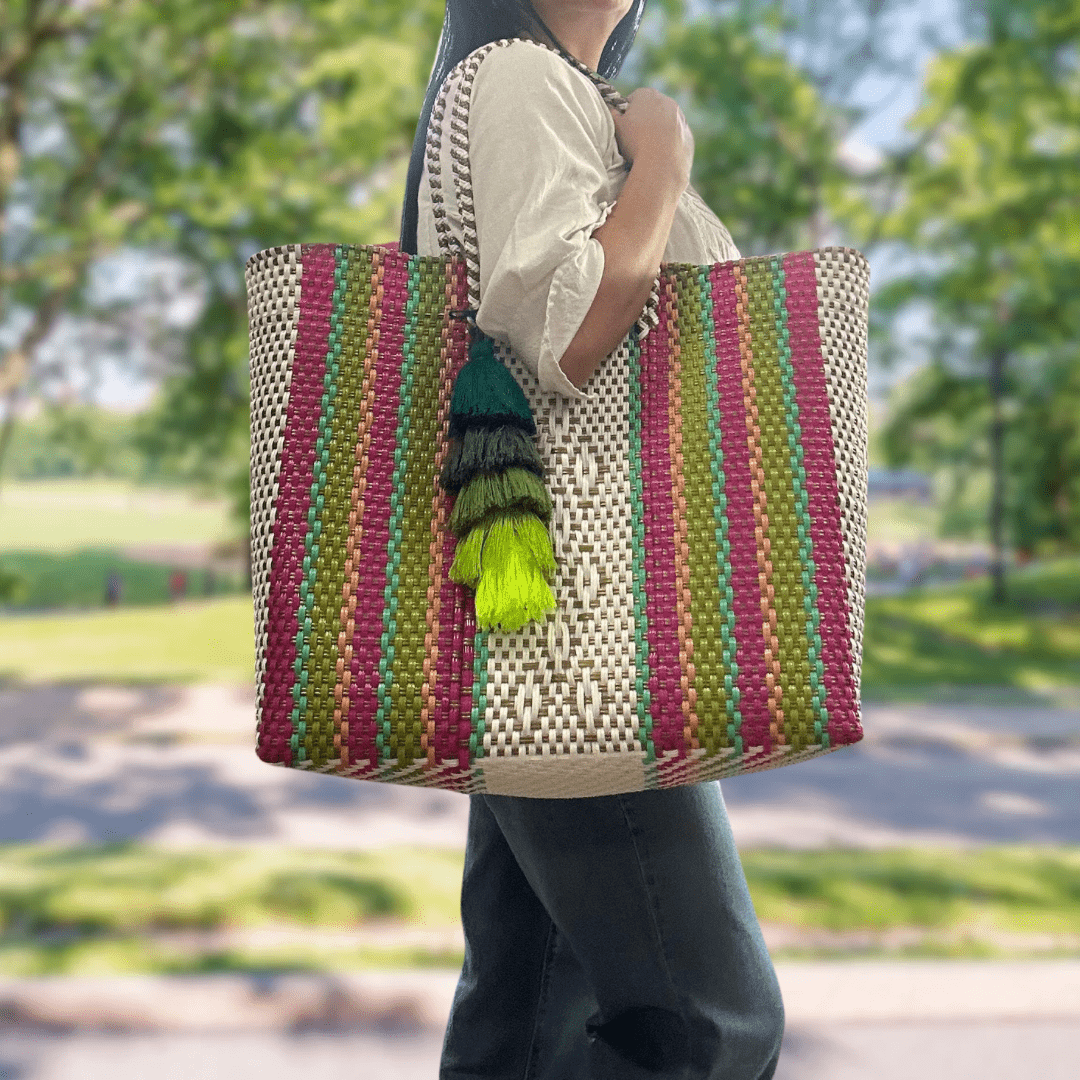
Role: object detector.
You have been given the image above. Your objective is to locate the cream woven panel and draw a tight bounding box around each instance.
[429,40,650,766]
[481,337,644,762]
[815,249,870,693]
[245,247,300,729]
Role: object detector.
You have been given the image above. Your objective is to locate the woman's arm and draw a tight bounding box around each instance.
[558,151,683,390]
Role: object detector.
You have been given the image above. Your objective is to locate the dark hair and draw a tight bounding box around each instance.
[399,0,647,255]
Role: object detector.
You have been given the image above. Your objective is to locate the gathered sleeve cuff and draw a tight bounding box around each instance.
[535,199,616,401]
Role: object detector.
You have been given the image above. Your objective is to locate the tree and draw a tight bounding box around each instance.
[0,0,444,519]
[634,0,885,254]
[873,0,1080,598]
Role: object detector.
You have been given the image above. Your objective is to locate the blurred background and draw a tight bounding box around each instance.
[0,0,1077,1077]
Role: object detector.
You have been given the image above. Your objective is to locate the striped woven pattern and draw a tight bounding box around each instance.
[245,241,869,797]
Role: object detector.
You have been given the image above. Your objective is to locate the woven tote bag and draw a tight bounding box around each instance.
[245,37,870,798]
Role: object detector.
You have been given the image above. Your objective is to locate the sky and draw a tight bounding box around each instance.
[81,0,965,412]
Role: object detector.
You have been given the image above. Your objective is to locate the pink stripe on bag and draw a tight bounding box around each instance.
[344,256,409,766]
[783,252,858,742]
[429,262,474,769]
[709,263,772,750]
[638,289,687,756]
[260,244,337,766]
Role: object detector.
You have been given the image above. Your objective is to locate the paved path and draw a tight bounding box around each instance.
[3,1023,1078,1080]
[2,963,1078,1079]
[2,686,1078,1076]
[1,683,1077,848]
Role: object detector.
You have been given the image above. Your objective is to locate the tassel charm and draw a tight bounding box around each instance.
[440,322,557,633]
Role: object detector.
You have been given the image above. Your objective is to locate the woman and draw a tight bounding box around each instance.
[400,3,785,1077]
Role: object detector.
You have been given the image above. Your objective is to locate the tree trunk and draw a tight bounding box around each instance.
[988,346,1007,603]
[0,390,18,499]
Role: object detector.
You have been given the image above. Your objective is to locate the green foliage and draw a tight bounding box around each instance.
[876,0,1080,557]
[634,0,862,254]
[1008,354,1080,554]
[121,0,446,509]
[1,844,1076,975]
[0,550,244,610]
[3,406,175,483]
[1,0,446,518]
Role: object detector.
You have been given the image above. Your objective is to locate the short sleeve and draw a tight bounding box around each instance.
[685,183,741,262]
[466,42,615,402]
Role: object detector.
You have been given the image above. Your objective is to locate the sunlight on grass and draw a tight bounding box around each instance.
[1,845,1077,974]
[0,597,254,684]
[0,846,463,932]
[0,480,236,553]
[862,564,1080,698]
[744,848,1080,935]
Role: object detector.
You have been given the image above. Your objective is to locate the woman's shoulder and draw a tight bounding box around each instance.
[460,38,610,135]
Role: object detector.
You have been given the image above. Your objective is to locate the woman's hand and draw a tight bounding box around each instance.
[609,87,693,188]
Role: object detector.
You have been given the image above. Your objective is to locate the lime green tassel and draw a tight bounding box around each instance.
[440,427,545,495]
[448,335,536,437]
[449,466,552,538]
[447,519,485,587]
[462,514,557,630]
[449,509,557,589]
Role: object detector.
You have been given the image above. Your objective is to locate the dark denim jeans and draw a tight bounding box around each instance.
[438,780,785,1080]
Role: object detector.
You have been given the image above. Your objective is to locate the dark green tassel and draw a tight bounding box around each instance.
[448,466,553,538]
[440,427,545,495]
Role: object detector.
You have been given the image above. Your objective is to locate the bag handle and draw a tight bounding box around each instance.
[425,36,660,341]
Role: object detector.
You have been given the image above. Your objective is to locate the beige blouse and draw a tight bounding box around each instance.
[416,37,740,403]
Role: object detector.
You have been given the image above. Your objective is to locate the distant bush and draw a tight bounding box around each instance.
[0,566,24,604]
[0,550,244,611]
[5,405,187,484]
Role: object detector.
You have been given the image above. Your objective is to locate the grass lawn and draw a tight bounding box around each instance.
[0,480,236,553]
[861,559,1080,701]
[0,597,254,684]
[2,563,1078,697]
[0,845,1076,975]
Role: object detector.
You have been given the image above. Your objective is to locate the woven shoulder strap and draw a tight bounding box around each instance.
[424,36,661,340]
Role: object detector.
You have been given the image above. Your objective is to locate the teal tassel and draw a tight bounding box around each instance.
[448,335,536,437]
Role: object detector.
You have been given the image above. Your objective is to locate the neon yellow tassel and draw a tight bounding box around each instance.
[474,516,557,632]
[447,518,487,587]
[449,509,557,588]
[512,512,557,579]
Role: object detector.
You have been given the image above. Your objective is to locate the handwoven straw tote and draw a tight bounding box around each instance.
[245,37,870,799]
